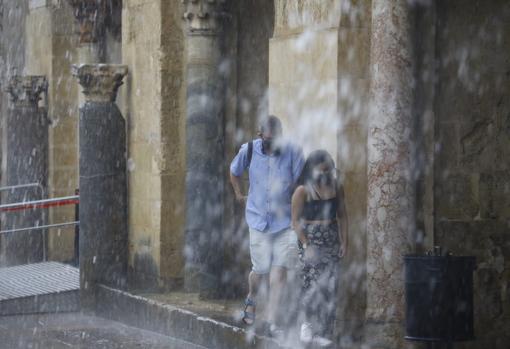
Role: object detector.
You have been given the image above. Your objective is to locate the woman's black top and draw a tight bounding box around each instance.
[302,197,338,221]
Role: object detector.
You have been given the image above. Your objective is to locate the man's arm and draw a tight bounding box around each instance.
[230,172,247,203]
[229,143,249,203]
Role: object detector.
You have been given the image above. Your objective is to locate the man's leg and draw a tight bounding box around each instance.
[248,271,263,298]
[267,229,298,326]
[244,228,271,324]
[267,266,287,325]
[246,270,264,312]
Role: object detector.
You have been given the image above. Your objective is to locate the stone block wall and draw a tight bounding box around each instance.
[123,0,186,290]
[269,0,342,158]
[434,1,510,347]
[336,0,371,340]
[24,1,79,263]
[158,0,187,288]
[22,0,122,264]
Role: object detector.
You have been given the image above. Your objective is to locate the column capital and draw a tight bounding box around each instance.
[182,0,227,35]
[6,75,48,107]
[67,0,107,44]
[72,64,127,103]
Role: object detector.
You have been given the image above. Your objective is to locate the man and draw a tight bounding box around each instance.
[230,115,304,334]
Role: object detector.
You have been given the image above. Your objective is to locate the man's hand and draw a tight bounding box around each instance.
[230,173,247,205]
[338,244,346,259]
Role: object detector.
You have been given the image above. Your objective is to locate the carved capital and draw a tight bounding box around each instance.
[72,64,127,103]
[6,76,48,107]
[182,0,227,35]
[68,0,107,44]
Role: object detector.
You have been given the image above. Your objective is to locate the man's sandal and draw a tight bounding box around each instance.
[269,323,284,339]
[241,298,256,325]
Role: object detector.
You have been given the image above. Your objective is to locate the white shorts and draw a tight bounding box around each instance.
[249,228,298,274]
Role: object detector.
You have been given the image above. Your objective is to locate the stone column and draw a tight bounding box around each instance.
[1,76,48,266]
[366,1,416,348]
[73,64,128,309]
[182,0,226,299]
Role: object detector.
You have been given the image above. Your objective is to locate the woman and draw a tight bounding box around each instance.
[291,150,348,345]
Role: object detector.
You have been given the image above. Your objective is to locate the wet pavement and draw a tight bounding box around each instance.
[0,312,206,349]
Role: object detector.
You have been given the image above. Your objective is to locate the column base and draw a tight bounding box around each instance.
[364,321,418,349]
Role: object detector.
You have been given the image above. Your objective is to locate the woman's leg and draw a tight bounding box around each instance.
[319,265,339,338]
[299,263,317,342]
[302,262,326,331]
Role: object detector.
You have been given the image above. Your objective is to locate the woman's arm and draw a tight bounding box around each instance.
[291,186,308,245]
[337,184,348,257]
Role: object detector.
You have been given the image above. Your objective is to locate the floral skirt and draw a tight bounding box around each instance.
[298,222,341,337]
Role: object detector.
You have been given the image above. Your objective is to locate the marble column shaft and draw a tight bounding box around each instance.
[1,76,48,266]
[73,64,128,309]
[183,0,226,299]
[0,76,48,265]
[366,0,416,347]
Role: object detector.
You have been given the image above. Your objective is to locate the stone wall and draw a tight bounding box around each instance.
[222,0,275,297]
[23,0,123,263]
[123,0,186,290]
[4,0,184,287]
[434,1,510,347]
[269,0,341,158]
[24,0,79,263]
[336,0,371,341]
[413,2,436,251]
[158,0,187,288]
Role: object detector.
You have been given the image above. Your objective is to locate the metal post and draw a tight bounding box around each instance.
[74,188,80,266]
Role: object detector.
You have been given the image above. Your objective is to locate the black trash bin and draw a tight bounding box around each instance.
[404,254,476,343]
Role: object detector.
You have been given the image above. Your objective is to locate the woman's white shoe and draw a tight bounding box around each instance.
[312,335,333,347]
[300,323,313,343]
[300,323,333,347]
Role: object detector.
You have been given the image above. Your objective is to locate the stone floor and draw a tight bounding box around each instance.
[0,312,206,349]
[141,292,246,324]
[140,292,272,335]
[137,291,362,349]
[137,291,347,348]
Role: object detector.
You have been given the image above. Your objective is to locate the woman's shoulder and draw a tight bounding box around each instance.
[293,185,307,198]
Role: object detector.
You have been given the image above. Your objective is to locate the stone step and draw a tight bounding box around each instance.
[0,262,80,315]
[95,285,288,349]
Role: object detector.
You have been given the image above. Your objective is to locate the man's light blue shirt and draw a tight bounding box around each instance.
[230,139,304,234]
